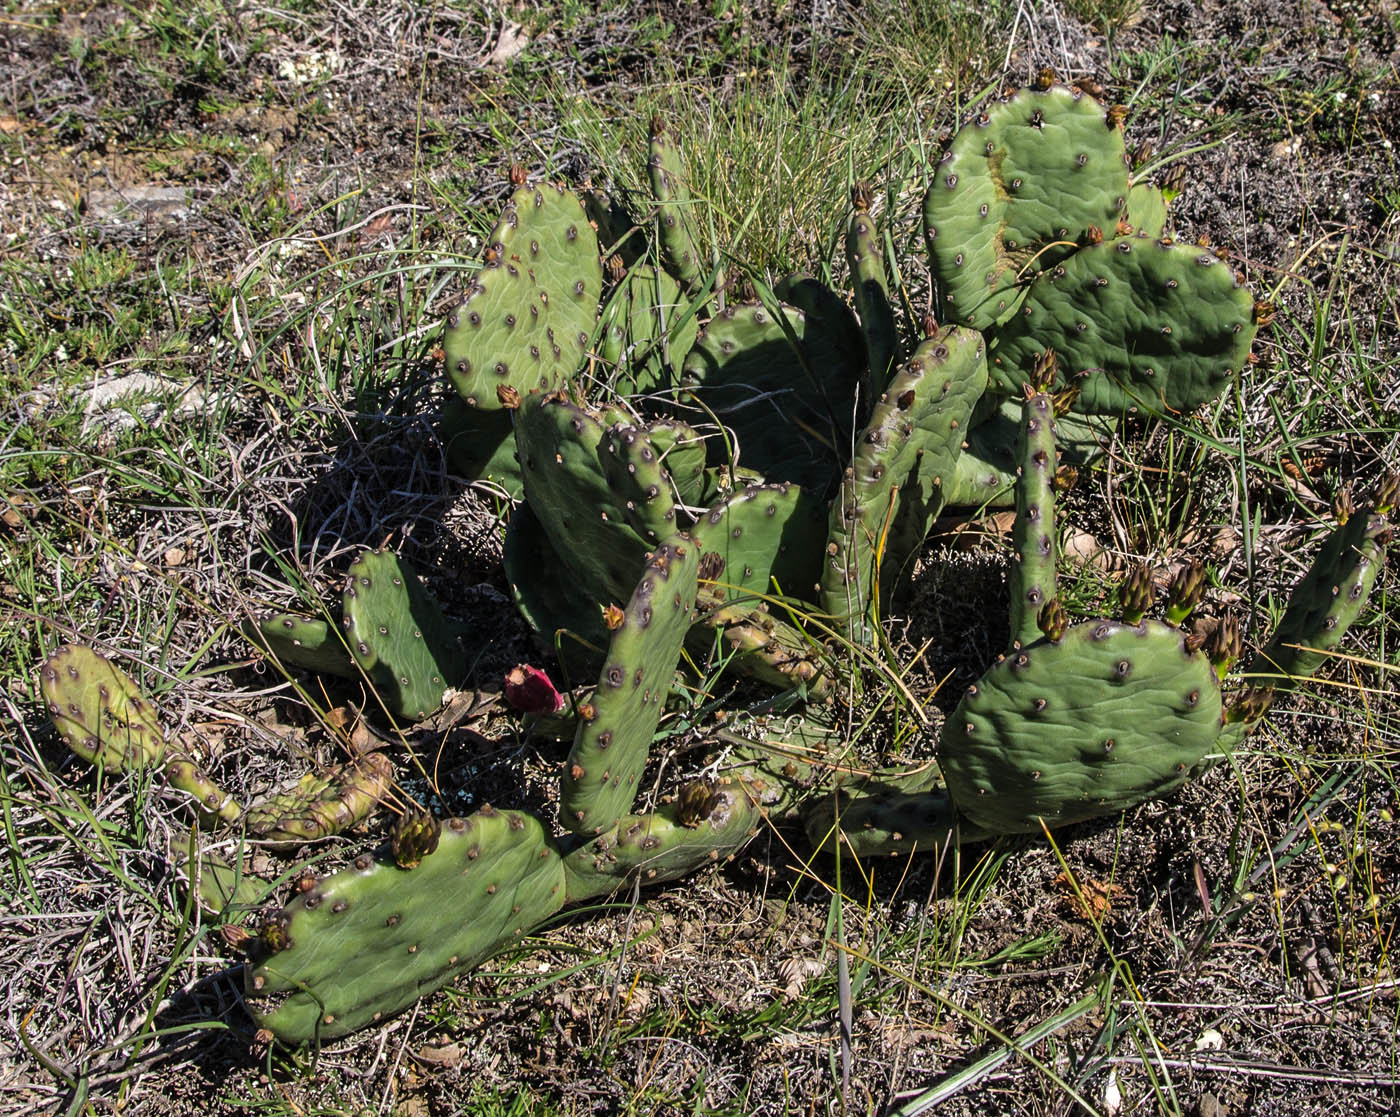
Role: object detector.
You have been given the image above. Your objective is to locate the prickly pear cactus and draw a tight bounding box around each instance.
[923,77,1261,415]
[681,300,862,492]
[342,548,467,722]
[245,805,566,1043]
[923,81,1131,331]
[246,612,356,679]
[563,781,762,900]
[648,116,707,293]
[846,183,899,391]
[821,325,988,643]
[560,535,700,835]
[600,261,698,397]
[443,168,603,409]
[940,619,1224,833]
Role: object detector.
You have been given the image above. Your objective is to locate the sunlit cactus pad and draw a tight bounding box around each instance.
[246,806,565,1044]
[923,83,1130,331]
[940,620,1223,834]
[444,176,602,408]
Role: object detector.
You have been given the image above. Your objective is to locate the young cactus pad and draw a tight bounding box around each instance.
[246,806,566,1044]
[939,619,1224,834]
[342,549,467,722]
[561,535,700,835]
[444,175,602,409]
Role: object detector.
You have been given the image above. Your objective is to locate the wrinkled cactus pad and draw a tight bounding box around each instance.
[444,177,602,409]
[40,644,167,769]
[243,751,393,848]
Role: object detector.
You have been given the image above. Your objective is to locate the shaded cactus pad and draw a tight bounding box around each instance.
[940,620,1223,834]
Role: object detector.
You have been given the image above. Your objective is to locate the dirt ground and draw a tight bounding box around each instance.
[3,0,1400,1114]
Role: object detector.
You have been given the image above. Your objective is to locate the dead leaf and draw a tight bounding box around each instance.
[484,20,529,67]
[1054,870,1124,921]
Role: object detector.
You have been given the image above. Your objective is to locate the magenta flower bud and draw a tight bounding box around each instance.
[504,664,565,714]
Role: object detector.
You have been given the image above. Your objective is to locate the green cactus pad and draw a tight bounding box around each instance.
[681,301,862,492]
[923,84,1131,330]
[846,187,899,390]
[696,482,826,606]
[341,549,467,722]
[40,644,168,768]
[600,263,699,398]
[772,274,868,401]
[598,423,686,546]
[562,782,762,901]
[245,612,357,679]
[1008,391,1059,647]
[443,180,602,409]
[648,118,706,293]
[1124,183,1168,238]
[246,806,566,1044]
[243,752,393,848]
[990,235,1258,414]
[440,397,523,498]
[172,839,270,916]
[822,328,989,642]
[561,536,701,835]
[1251,509,1392,688]
[514,392,656,607]
[940,620,1223,834]
[503,501,610,661]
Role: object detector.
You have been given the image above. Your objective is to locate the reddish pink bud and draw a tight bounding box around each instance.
[504,664,564,714]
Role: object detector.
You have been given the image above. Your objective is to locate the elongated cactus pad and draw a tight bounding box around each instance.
[598,423,686,545]
[444,178,602,409]
[342,549,466,722]
[923,84,1131,330]
[648,117,706,293]
[561,536,700,835]
[243,751,393,848]
[822,327,989,642]
[1251,505,1393,688]
[246,612,357,679]
[940,620,1223,833]
[563,782,762,901]
[246,806,566,1044]
[692,603,832,700]
[681,301,862,492]
[846,184,899,391]
[1008,390,1059,647]
[990,234,1258,414]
